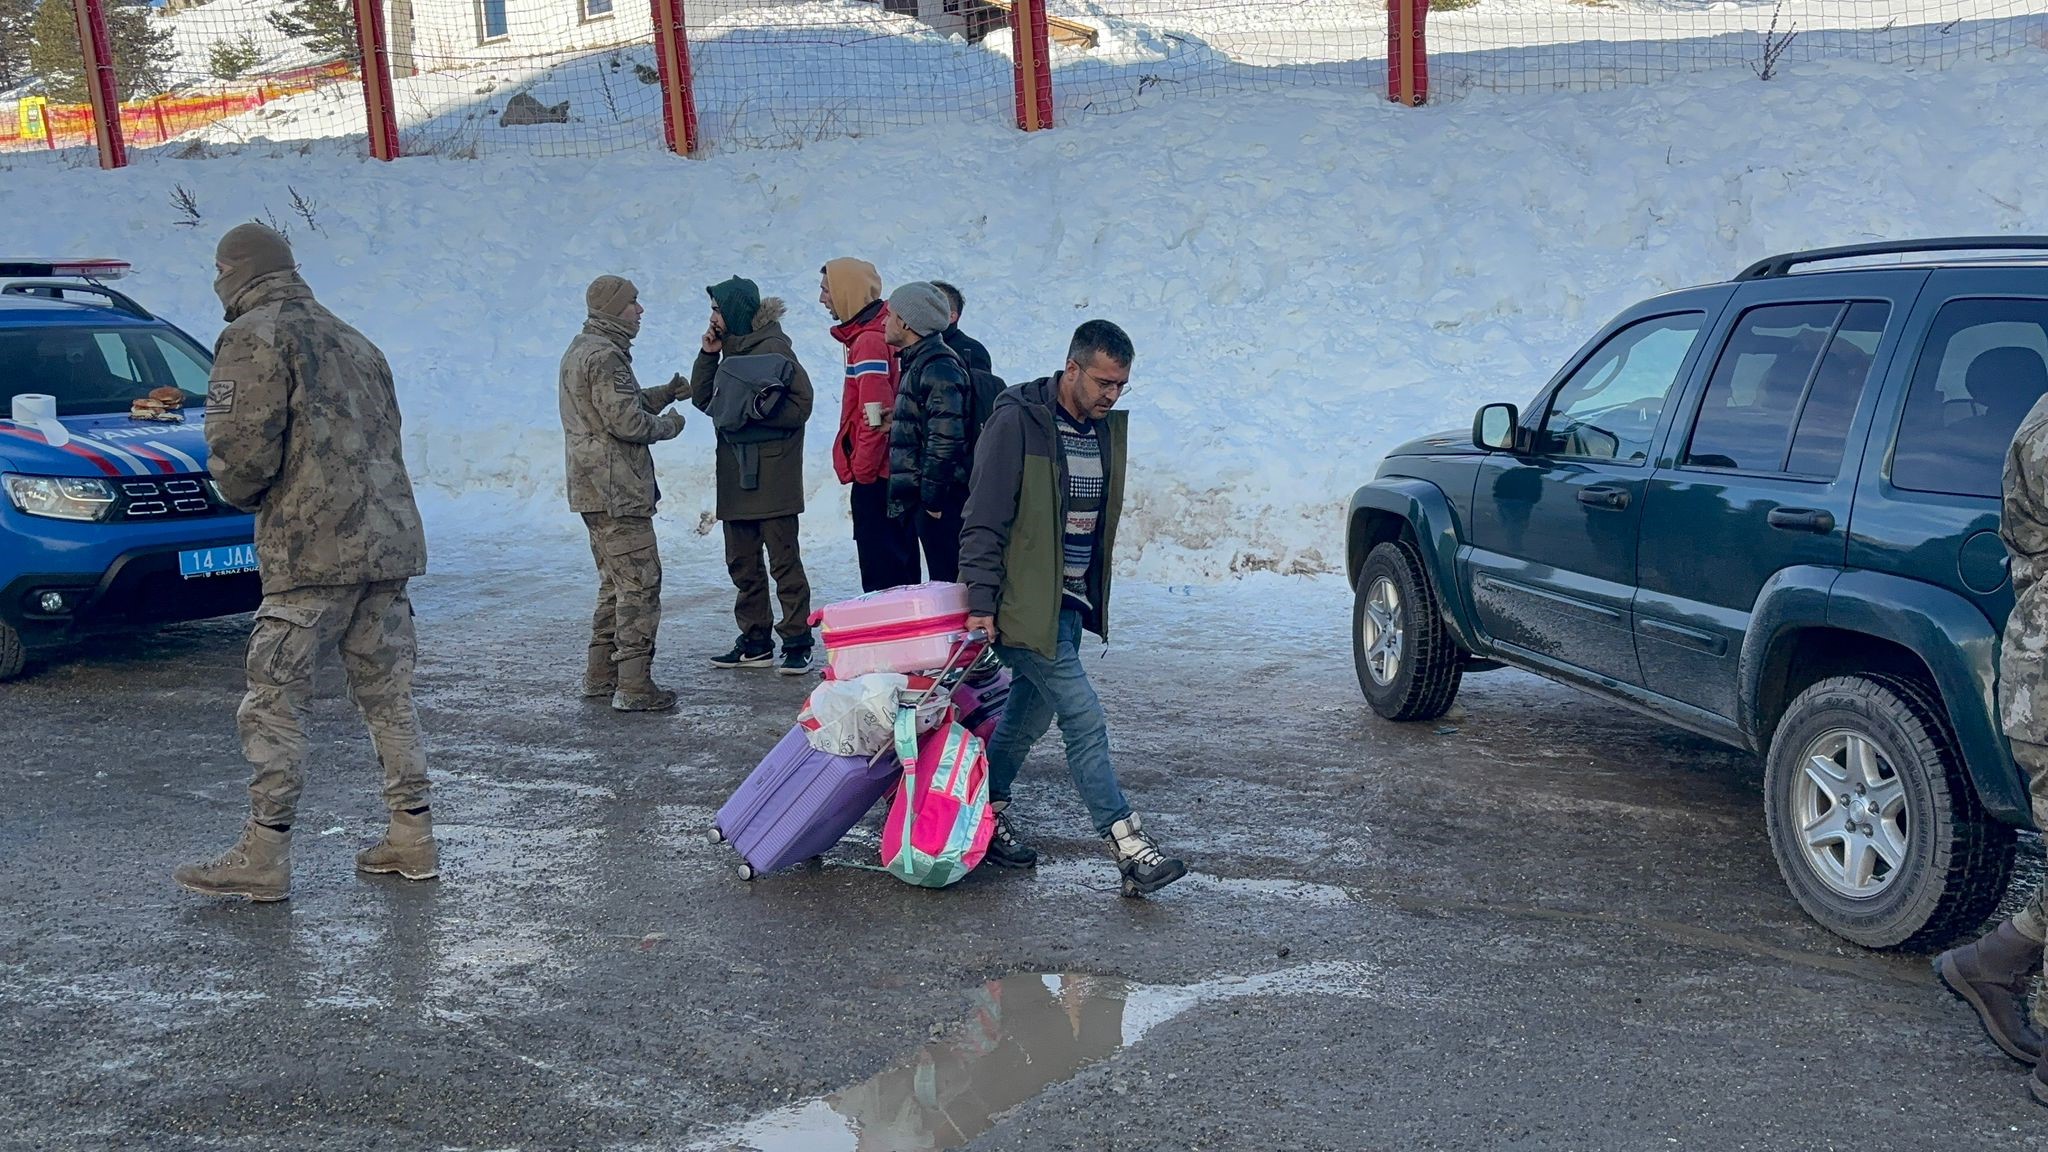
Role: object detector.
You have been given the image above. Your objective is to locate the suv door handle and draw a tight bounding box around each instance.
[1577,485,1631,510]
[1768,507,1836,534]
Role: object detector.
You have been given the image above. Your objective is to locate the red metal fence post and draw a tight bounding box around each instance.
[1386,0,1429,106]
[351,0,402,160]
[1011,0,1053,130]
[71,0,126,168]
[650,0,701,155]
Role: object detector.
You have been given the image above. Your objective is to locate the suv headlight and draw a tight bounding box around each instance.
[3,474,117,521]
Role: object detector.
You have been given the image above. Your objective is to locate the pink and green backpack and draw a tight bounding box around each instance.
[882,705,995,888]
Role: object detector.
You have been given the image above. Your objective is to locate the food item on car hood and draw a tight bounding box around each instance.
[128,395,185,423]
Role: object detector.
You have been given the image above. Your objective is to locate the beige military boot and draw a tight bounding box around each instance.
[172,821,291,902]
[356,809,440,880]
[611,655,677,713]
[582,643,616,699]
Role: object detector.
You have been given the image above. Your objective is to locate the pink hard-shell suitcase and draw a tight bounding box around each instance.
[811,582,978,679]
[711,727,901,880]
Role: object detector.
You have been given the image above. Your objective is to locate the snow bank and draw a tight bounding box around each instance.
[4,53,2046,581]
[153,0,2047,152]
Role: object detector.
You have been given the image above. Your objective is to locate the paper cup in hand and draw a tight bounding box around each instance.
[865,401,884,428]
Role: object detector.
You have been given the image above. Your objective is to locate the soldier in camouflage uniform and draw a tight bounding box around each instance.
[560,275,687,712]
[173,223,436,903]
[1937,395,2048,1107]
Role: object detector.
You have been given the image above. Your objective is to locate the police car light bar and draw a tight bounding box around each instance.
[0,259,131,280]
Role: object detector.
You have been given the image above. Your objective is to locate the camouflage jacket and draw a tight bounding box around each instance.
[204,272,428,596]
[2002,395,2048,740]
[559,315,685,518]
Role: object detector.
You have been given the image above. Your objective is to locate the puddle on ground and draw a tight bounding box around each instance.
[692,961,1379,1152]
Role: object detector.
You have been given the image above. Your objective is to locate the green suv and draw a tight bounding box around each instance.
[1346,238,2048,950]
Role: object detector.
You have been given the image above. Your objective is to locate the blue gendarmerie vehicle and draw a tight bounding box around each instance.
[0,258,258,680]
[1345,237,2048,950]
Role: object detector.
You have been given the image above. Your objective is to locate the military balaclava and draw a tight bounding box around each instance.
[214,223,295,320]
[707,276,761,341]
[586,275,640,338]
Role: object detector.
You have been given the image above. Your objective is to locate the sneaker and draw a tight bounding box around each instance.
[983,802,1038,869]
[710,641,774,669]
[778,648,815,677]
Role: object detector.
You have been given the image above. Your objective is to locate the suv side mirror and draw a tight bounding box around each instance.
[1473,403,1520,452]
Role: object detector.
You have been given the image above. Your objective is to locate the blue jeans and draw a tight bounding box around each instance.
[986,608,1132,836]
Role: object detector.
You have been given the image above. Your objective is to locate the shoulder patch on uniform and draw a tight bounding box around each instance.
[206,380,237,413]
[612,367,638,395]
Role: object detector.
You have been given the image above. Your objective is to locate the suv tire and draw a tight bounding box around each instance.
[1354,540,1462,722]
[1763,674,2015,950]
[0,621,23,681]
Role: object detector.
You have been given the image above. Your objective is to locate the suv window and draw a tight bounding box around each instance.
[1893,298,2048,498]
[0,325,211,416]
[1684,301,1889,477]
[1537,312,1705,463]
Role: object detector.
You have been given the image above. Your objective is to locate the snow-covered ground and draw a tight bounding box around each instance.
[115,0,2048,153]
[3,52,2046,580]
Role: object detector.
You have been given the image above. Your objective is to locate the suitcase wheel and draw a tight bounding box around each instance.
[708,826,726,845]
[736,863,756,881]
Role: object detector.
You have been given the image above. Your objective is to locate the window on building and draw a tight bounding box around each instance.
[583,0,613,19]
[479,0,508,41]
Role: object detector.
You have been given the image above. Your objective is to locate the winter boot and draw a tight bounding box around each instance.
[172,820,291,902]
[356,809,440,881]
[982,801,1038,869]
[2034,1050,2048,1108]
[1103,813,1186,898]
[582,644,616,699]
[1935,920,2047,1063]
[611,655,677,712]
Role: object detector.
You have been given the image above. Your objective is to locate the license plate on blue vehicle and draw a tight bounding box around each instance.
[178,544,258,579]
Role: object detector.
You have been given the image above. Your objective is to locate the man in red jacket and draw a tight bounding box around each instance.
[824,258,919,591]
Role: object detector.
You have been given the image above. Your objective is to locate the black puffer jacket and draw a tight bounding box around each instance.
[887,333,971,517]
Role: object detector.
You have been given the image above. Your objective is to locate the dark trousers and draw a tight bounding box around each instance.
[725,515,812,653]
[850,480,919,592]
[917,503,963,584]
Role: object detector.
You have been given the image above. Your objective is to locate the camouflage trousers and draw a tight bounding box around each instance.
[239,580,430,826]
[583,512,663,664]
[2009,740,2048,1027]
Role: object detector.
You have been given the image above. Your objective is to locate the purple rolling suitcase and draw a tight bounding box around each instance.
[952,668,1011,743]
[711,726,901,880]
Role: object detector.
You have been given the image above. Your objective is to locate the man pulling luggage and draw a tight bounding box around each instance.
[959,319,1187,896]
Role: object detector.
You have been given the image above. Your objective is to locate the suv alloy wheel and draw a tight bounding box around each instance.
[1763,673,2015,949]
[1354,540,1463,722]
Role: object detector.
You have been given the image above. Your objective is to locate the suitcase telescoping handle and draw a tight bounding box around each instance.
[905,629,991,709]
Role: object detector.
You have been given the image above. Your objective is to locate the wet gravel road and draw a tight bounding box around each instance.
[3,520,2045,1151]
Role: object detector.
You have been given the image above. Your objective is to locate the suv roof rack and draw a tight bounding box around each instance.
[0,281,155,320]
[1737,237,2048,280]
